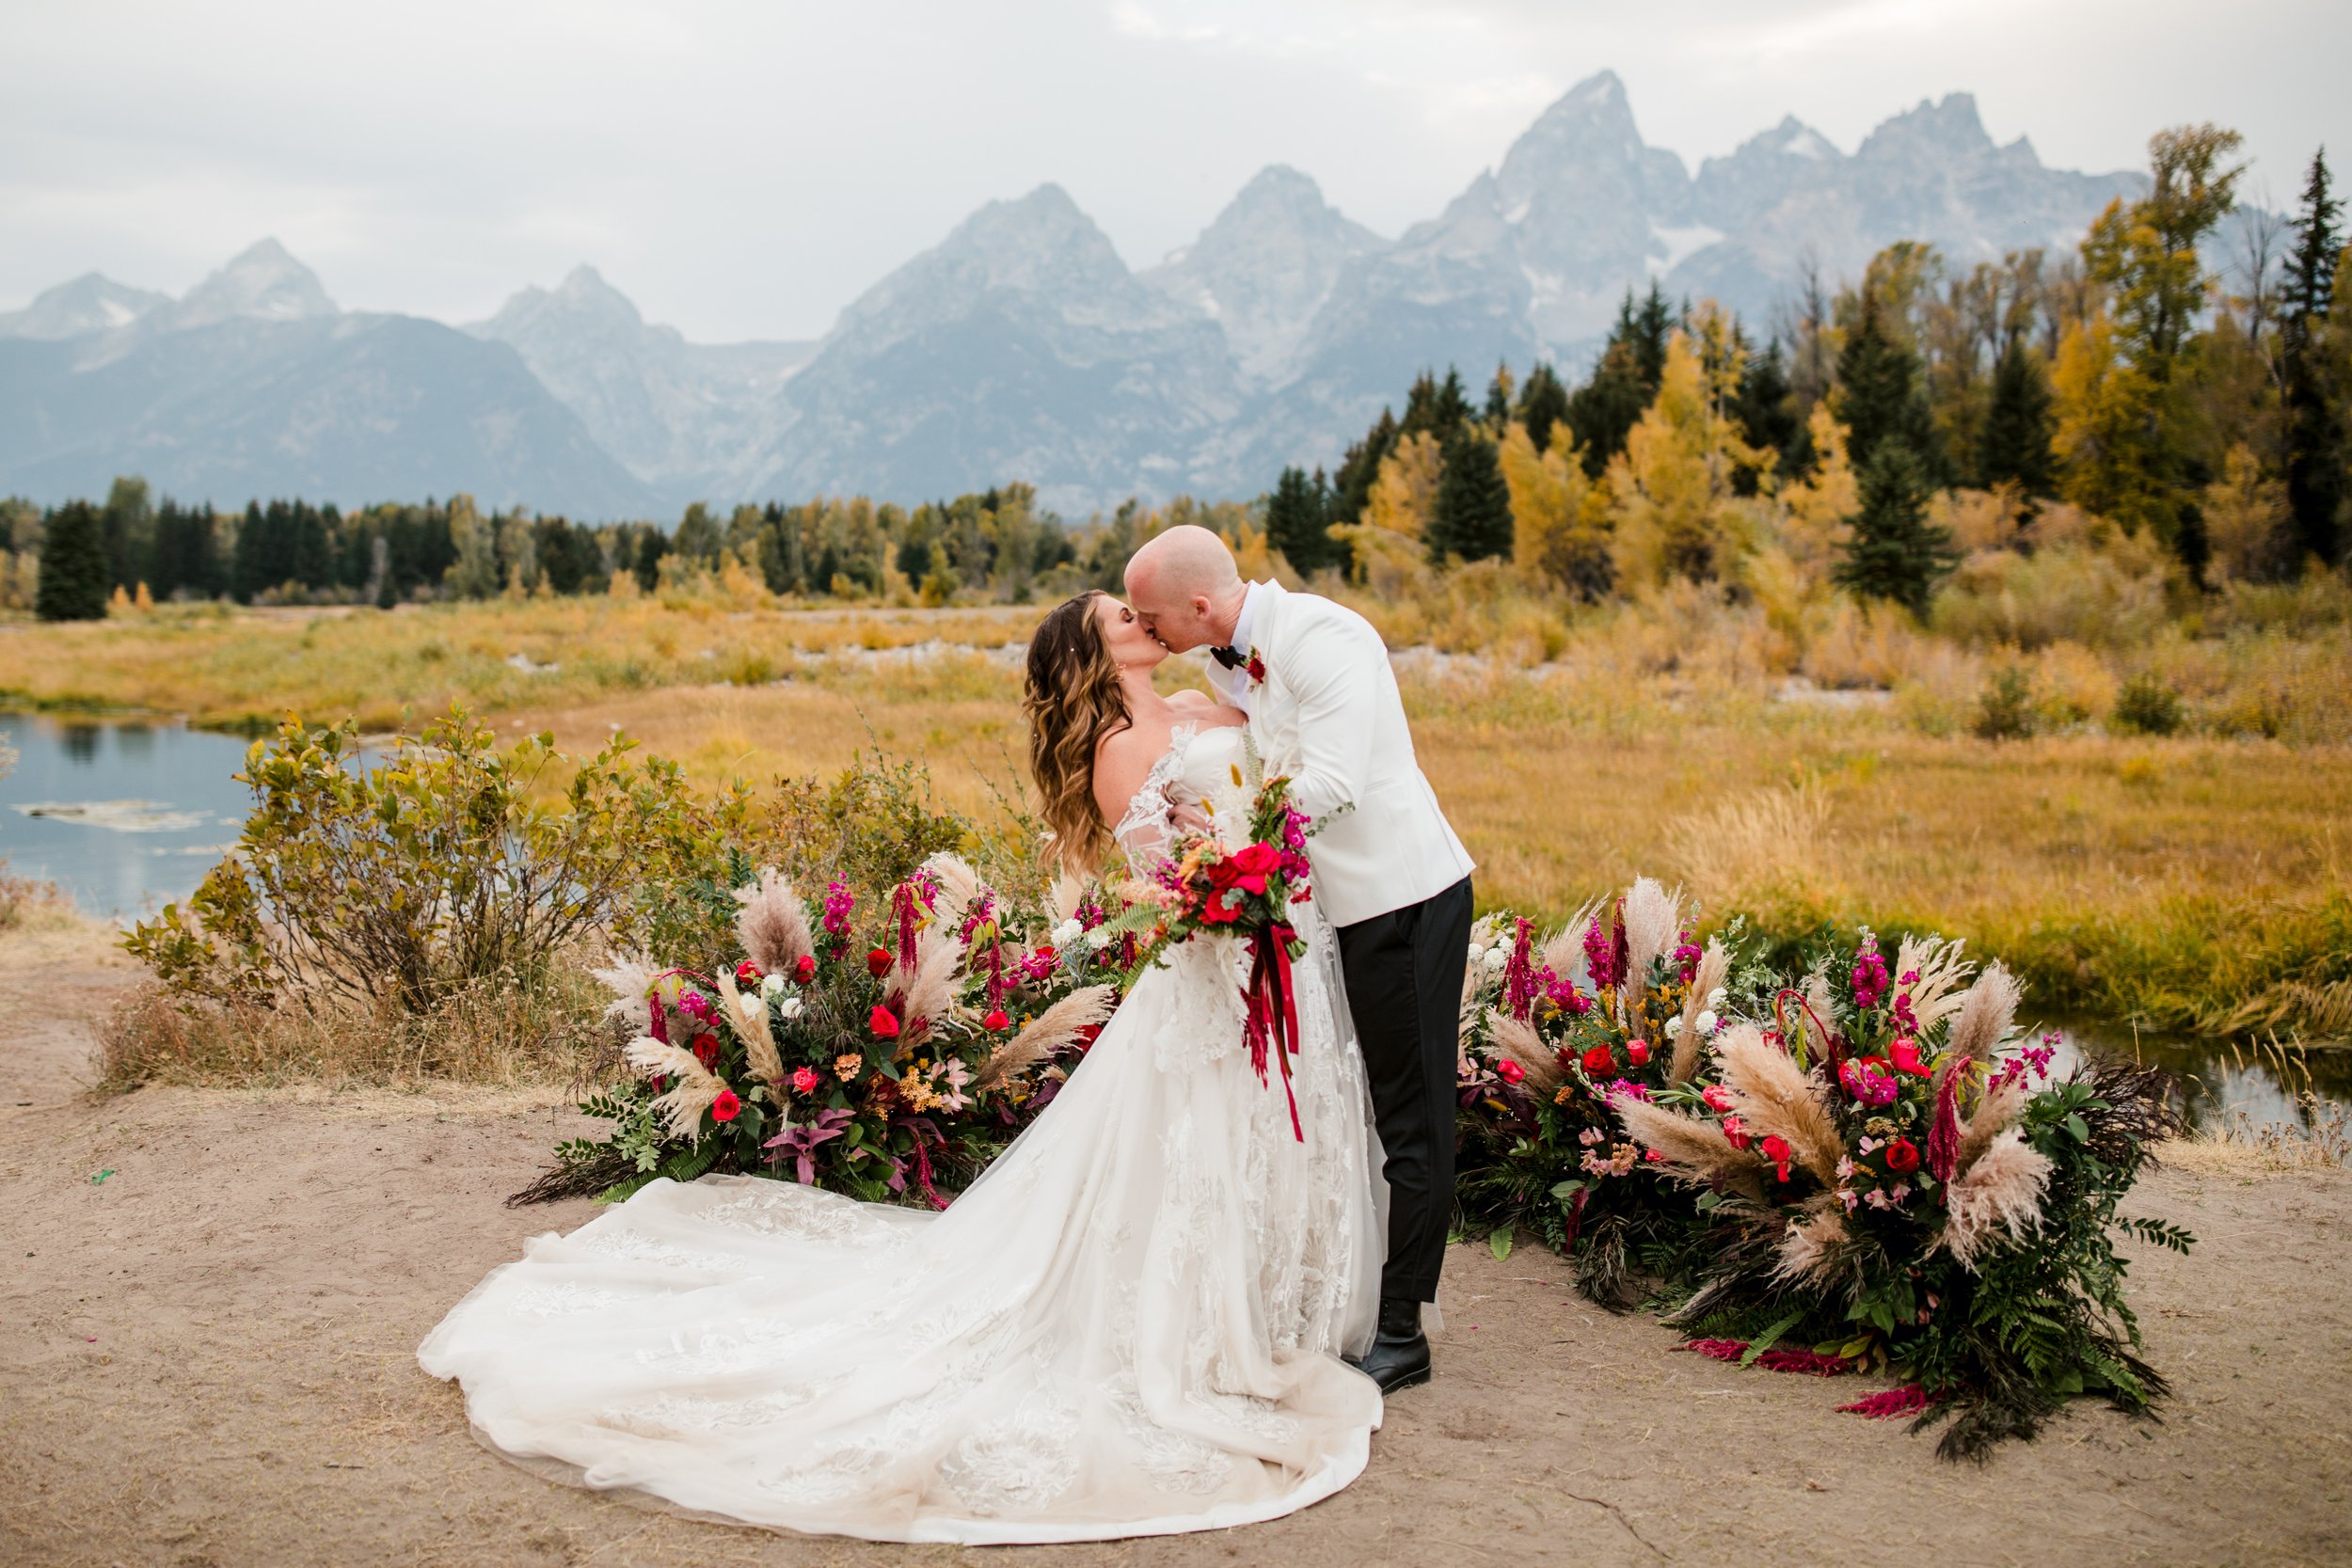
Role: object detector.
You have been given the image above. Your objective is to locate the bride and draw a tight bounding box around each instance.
[418,589,1390,1544]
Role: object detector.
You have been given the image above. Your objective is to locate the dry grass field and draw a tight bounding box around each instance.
[3,593,2347,1035]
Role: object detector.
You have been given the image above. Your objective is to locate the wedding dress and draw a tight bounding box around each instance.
[418,722,1389,1544]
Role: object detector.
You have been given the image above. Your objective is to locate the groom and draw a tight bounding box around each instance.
[1125,526,1475,1395]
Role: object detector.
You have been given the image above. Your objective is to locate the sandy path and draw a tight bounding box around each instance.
[2,938,2346,1568]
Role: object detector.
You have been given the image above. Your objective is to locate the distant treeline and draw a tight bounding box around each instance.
[0,482,1120,618]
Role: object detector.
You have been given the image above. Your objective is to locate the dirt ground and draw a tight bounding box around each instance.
[2,924,2346,1568]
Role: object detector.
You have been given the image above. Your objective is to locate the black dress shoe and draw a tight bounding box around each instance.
[1347,1295,1432,1394]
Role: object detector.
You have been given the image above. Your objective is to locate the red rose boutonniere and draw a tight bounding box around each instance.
[1244,648,1267,685]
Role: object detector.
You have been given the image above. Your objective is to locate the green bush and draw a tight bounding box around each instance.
[125,708,721,1009]
[2108,671,2185,736]
[1972,666,2038,740]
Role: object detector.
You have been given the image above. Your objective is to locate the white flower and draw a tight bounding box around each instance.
[1665,1017,1686,1038]
[1706,987,1727,1007]
[1466,943,1486,967]
[775,997,804,1022]
[1050,918,1084,948]
[759,972,788,998]
[1694,1009,1720,1035]
[1482,946,1508,973]
[1085,927,1112,951]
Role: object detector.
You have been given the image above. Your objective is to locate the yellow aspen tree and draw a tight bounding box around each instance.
[1498,420,1611,597]
[1606,328,1768,589]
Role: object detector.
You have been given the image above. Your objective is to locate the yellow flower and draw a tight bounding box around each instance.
[834,1053,862,1082]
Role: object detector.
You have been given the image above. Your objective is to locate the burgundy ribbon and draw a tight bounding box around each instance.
[1242,921,1304,1143]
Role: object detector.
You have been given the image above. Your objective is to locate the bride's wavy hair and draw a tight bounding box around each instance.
[1025,591,1130,874]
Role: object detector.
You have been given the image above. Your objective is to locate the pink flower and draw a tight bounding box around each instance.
[790,1067,820,1095]
[1701,1085,1736,1113]
[1889,1037,1929,1077]
[1625,1039,1650,1067]
[1761,1134,1793,1182]
[1494,1057,1526,1085]
[1229,841,1279,894]
[869,1006,900,1038]
[1721,1114,1751,1149]
[983,1008,1011,1032]
[710,1089,740,1122]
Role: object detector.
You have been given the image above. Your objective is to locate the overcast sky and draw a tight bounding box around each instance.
[4,1,2344,342]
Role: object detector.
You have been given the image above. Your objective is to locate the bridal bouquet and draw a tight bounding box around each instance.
[1455,878,1741,1305]
[1107,752,1319,1139]
[1610,930,2190,1457]
[532,852,1117,1208]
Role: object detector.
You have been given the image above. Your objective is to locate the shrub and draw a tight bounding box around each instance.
[124,708,720,1009]
[2109,672,2185,736]
[1972,667,2038,740]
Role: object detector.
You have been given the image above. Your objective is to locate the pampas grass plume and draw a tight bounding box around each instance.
[716,966,785,1085]
[1773,1200,1849,1285]
[589,950,659,1024]
[1946,962,2023,1066]
[623,1034,724,1141]
[733,868,814,976]
[1941,1129,2053,1268]
[1671,937,1730,1085]
[1716,1022,1844,1183]
[1621,878,1681,994]
[1486,1008,1563,1095]
[1894,933,1974,1034]
[1613,1095,1766,1198]
[975,985,1117,1090]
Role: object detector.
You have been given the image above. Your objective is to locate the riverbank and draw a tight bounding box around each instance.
[3,919,2349,1567]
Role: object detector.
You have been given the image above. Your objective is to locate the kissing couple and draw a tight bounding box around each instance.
[421,524,1478,1544]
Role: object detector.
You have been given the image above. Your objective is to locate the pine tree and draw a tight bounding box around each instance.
[1835,443,1957,615]
[1731,336,1803,482]
[1265,465,1335,573]
[100,476,152,592]
[1565,289,1675,476]
[1483,362,1514,423]
[1427,430,1513,563]
[632,527,669,593]
[1978,339,2057,495]
[1834,295,1937,470]
[1399,368,1471,440]
[36,500,110,621]
[1515,362,1571,453]
[674,502,723,563]
[1332,408,1398,528]
[2281,147,2344,564]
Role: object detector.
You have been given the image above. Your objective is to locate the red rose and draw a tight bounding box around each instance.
[984,1008,1011,1032]
[710,1089,740,1122]
[866,947,894,977]
[1760,1133,1793,1182]
[1580,1045,1615,1076]
[1625,1039,1650,1067]
[1495,1057,1526,1085]
[791,1066,820,1094]
[1245,654,1266,683]
[1722,1113,1751,1149]
[1203,856,1241,891]
[1889,1037,1929,1077]
[692,1033,721,1069]
[1199,891,1245,925]
[869,1005,900,1038]
[1884,1136,1920,1172]
[735,960,764,989]
[793,955,817,983]
[1074,1023,1102,1051]
[1229,841,1279,895]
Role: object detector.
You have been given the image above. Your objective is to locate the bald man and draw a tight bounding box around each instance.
[1125,526,1475,1396]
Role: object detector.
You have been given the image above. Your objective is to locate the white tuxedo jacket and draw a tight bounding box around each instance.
[1207,580,1474,927]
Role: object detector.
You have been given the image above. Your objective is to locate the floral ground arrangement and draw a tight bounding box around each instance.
[1455,878,2193,1459]
[520,851,1133,1207]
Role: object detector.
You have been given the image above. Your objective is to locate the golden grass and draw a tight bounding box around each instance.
[7,596,2348,1037]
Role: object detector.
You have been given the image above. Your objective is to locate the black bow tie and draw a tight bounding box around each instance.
[1210,644,1244,671]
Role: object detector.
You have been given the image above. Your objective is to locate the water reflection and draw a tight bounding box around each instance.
[0,712,256,918]
[2048,1020,2348,1133]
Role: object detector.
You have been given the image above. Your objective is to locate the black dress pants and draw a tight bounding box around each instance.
[1334,875,1474,1304]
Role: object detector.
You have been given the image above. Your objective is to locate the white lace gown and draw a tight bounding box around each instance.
[418,723,1389,1544]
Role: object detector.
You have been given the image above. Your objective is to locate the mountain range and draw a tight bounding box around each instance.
[2,71,2145,519]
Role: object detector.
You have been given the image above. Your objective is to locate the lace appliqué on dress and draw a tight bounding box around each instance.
[1110,721,1198,863]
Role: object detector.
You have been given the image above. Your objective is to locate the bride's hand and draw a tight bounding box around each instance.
[1168,800,1212,834]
